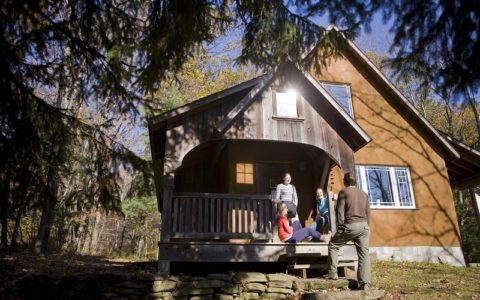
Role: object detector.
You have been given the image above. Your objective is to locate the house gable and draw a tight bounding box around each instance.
[310,40,463,250]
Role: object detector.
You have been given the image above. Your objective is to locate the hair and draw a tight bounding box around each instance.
[283,172,291,179]
[277,202,287,214]
[343,172,356,186]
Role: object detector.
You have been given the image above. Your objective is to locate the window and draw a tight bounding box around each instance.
[321,83,354,118]
[355,165,415,209]
[236,163,254,184]
[274,89,299,118]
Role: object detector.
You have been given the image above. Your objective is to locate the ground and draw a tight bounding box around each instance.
[1,253,479,299]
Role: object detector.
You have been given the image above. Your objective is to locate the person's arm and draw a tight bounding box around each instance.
[292,185,298,206]
[280,217,293,235]
[275,184,281,202]
[336,191,346,227]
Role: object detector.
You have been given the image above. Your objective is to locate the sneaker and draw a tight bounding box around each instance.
[324,271,338,280]
[321,231,332,243]
[359,283,370,290]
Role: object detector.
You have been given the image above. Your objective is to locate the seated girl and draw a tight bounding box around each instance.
[277,202,325,243]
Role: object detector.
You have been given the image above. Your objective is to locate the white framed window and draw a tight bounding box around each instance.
[321,83,354,118]
[355,165,416,209]
[274,89,299,118]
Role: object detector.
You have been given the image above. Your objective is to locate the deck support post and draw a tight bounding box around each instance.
[158,260,170,276]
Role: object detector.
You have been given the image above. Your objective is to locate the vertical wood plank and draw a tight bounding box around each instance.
[160,189,173,242]
[252,199,258,233]
[210,198,214,233]
[178,198,185,233]
[246,200,251,233]
[186,197,192,233]
[216,198,221,233]
[172,196,178,233]
[197,197,203,233]
[236,199,241,233]
[328,192,337,236]
[223,198,228,233]
[259,198,265,233]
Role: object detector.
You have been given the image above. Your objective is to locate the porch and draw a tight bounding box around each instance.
[158,192,357,276]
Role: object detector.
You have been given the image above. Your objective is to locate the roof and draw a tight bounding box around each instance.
[148,61,372,151]
[148,75,269,128]
[335,28,460,160]
[440,133,480,188]
[149,27,461,161]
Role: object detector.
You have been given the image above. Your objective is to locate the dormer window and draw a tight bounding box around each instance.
[321,83,354,118]
[274,89,300,118]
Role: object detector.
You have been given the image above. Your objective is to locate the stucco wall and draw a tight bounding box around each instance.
[316,56,462,249]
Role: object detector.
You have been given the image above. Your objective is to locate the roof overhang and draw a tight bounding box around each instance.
[441,133,480,189]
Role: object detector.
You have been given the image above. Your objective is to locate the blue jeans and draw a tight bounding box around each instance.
[286,220,321,243]
[311,214,329,232]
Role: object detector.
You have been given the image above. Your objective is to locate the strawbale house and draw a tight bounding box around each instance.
[148,33,480,275]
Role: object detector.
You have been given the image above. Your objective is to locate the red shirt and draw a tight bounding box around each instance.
[277,215,293,241]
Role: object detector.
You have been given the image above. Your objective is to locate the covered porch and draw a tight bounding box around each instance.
[148,65,372,275]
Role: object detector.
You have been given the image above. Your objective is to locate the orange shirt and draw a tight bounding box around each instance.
[277,215,293,241]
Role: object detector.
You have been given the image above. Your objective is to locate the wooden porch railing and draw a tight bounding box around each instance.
[167,193,276,240]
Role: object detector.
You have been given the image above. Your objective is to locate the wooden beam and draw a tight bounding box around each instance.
[452,173,480,189]
[215,74,273,135]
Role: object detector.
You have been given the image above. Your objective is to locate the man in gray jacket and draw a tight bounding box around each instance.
[326,172,371,290]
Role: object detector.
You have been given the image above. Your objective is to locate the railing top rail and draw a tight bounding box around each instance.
[173,192,272,200]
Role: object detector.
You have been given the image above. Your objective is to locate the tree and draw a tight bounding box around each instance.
[2,0,479,252]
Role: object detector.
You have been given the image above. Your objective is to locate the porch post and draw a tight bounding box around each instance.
[468,185,480,238]
[158,174,174,276]
[160,177,173,243]
[328,192,337,236]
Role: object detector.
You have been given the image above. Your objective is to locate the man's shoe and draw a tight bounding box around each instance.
[324,272,338,280]
[359,283,370,290]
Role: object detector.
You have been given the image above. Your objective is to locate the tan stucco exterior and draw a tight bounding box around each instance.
[315,56,462,248]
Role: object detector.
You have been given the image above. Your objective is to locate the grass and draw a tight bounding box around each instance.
[2,253,480,299]
[372,260,480,299]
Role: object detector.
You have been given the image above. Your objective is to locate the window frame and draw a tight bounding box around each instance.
[236,162,255,185]
[355,165,416,209]
[320,82,354,119]
[272,88,303,119]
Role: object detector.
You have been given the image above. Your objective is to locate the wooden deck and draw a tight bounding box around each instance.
[158,241,358,277]
[157,192,356,276]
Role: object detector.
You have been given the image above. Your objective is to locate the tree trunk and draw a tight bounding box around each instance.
[10,172,31,251]
[34,169,58,253]
[0,172,11,250]
[466,89,480,141]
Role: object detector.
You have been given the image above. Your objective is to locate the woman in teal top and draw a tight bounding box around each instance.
[311,188,329,232]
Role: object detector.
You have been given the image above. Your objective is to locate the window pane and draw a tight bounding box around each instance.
[366,167,394,206]
[322,84,353,118]
[236,163,244,172]
[237,173,245,184]
[245,174,254,184]
[276,91,298,117]
[395,168,413,206]
[245,163,253,173]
